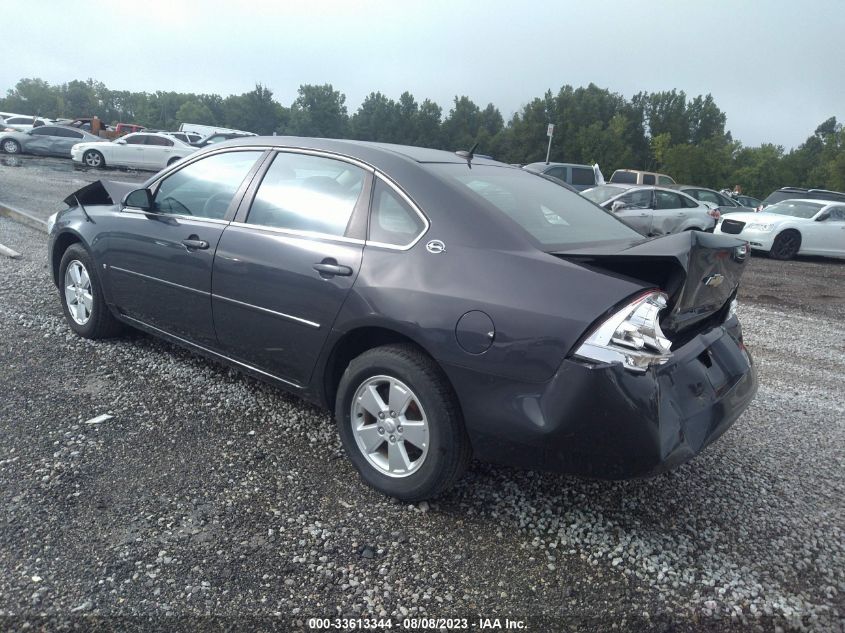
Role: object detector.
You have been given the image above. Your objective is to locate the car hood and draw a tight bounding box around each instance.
[63,179,139,207]
[553,230,748,340]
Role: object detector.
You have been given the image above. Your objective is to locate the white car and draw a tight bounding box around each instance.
[2,115,52,132]
[581,184,719,235]
[71,132,197,171]
[714,199,845,260]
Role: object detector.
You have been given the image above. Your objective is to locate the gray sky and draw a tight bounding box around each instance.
[3,0,843,149]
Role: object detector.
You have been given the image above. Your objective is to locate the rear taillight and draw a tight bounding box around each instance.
[708,208,721,220]
[573,291,672,373]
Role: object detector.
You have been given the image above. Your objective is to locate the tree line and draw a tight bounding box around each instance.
[2,77,843,198]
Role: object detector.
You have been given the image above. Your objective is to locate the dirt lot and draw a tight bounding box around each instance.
[0,158,843,632]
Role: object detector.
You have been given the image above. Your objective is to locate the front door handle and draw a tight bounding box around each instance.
[313,262,353,277]
[182,238,209,250]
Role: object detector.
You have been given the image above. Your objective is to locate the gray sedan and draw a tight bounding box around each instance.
[0,125,104,158]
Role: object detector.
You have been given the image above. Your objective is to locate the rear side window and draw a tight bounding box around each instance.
[657,175,675,185]
[145,136,173,147]
[610,170,637,184]
[642,174,656,185]
[246,152,366,237]
[571,167,595,186]
[368,179,426,247]
[681,194,699,208]
[654,191,682,209]
[544,166,567,180]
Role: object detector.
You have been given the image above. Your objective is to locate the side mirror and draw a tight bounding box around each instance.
[815,212,830,222]
[611,201,626,213]
[123,188,154,211]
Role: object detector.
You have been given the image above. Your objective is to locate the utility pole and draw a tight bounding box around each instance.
[545,123,554,164]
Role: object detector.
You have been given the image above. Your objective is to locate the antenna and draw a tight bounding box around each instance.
[455,142,479,168]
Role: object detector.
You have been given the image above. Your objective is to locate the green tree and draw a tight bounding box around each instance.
[287,84,348,138]
[351,92,398,141]
[176,100,215,126]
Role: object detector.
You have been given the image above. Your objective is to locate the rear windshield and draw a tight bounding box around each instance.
[765,200,824,219]
[610,170,637,184]
[429,165,640,249]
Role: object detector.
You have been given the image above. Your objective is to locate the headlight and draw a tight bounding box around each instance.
[746,223,775,232]
[573,291,672,373]
[46,211,58,233]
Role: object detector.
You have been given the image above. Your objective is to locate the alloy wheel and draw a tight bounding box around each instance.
[64,260,93,325]
[350,375,430,478]
[774,232,799,258]
[84,151,102,167]
[2,140,20,154]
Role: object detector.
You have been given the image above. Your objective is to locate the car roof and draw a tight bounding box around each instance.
[215,136,503,169]
[523,161,594,170]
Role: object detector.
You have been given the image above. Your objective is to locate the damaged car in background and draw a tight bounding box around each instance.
[46,138,757,500]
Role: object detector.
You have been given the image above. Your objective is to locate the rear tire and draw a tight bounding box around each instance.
[335,344,471,501]
[83,149,105,168]
[769,230,801,260]
[58,244,122,339]
[2,139,21,154]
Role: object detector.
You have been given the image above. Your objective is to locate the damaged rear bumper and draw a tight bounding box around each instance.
[444,317,757,479]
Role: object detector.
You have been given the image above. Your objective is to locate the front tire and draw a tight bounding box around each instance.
[335,344,471,501]
[2,138,21,154]
[59,244,122,338]
[769,230,801,260]
[83,149,105,168]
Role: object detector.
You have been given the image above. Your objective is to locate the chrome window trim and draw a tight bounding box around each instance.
[109,265,209,296]
[120,208,231,225]
[228,221,365,245]
[147,146,276,190]
[212,294,321,329]
[119,314,302,389]
[366,172,430,251]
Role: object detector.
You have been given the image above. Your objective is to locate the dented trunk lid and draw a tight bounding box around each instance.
[552,231,748,338]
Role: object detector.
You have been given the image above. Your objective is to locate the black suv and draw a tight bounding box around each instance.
[763,187,845,207]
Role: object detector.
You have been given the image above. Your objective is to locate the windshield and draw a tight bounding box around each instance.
[581,185,626,204]
[429,164,640,249]
[765,200,824,219]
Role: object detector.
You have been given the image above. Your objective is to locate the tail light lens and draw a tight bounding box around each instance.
[708,208,721,220]
[573,291,672,373]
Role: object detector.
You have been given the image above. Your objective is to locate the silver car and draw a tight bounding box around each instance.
[582,184,720,235]
[669,185,758,214]
[0,125,105,158]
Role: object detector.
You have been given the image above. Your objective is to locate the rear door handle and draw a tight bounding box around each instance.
[182,238,209,250]
[313,262,353,277]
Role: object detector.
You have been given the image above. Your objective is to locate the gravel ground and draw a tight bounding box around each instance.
[0,155,147,220]
[0,216,843,633]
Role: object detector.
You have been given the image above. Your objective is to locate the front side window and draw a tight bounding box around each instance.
[369,179,425,247]
[610,170,637,184]
[617,189,653,209]
[124,135,146,145]
[246,152,366,236]
[692,189,719,205]
[827,206,845,221]
[152,150,262,219]
[657,175,675,185]
[29,127,55,136]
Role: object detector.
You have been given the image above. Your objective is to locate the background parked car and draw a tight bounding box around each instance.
[71,132,196,171]
[0,125,105,157]
[166,131,203,144]
[669,185,755,213]
[191,132,255,148]
[582,184,719,235]
[762,187,845,207]
[2,115,51,132]
[733,194,764,210]
[609,169,675,185]
[715,199,845,260]
[522,161,604,191]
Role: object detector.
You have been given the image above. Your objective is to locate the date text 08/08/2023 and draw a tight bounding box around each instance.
[307,617,527,630]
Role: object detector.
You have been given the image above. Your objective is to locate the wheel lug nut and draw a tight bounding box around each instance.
[389,435,395,442]
[378,412,384,419]
[377,427,384,434]
[390,411,396,417]
[397,426,403,433]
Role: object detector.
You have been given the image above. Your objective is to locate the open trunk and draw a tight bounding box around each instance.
[554,231,748,343]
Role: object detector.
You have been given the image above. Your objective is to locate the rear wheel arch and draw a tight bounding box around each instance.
[322,326,455,411]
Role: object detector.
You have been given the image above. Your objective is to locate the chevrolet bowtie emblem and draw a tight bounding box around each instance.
[703,274,725,287]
